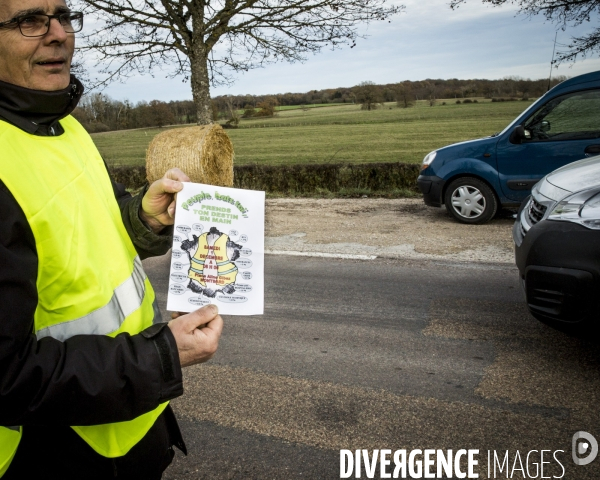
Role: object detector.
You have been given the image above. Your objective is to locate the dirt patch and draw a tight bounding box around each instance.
[390,202,431,215]
[265,198,515,263]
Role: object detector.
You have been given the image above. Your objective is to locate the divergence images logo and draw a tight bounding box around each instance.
[572,431,598,466]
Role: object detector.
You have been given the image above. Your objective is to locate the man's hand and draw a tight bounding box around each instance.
[168,305,223,368]
[140,168,190,233]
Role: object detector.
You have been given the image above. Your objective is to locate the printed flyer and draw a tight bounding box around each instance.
[166,182,265,315]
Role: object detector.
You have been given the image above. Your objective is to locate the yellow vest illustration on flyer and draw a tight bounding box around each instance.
[182,227,241,298]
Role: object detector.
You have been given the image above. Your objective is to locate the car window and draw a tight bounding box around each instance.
[523,89,600,141]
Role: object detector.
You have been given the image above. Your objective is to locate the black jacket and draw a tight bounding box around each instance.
[0,77,183,427]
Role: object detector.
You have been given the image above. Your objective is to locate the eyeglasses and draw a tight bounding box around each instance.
[0,12,83,37]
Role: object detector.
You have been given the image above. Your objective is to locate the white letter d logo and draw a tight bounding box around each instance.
[572,431,598,466]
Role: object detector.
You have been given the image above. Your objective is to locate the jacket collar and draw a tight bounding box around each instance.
[0,75,84,136]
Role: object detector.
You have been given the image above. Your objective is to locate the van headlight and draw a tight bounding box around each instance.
[548,188,600,229]
[421,151,437,170]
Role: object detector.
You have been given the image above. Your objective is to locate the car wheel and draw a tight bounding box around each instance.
[444,177,498,224]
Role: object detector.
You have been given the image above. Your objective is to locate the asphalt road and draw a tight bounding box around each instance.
[142,253,600,480]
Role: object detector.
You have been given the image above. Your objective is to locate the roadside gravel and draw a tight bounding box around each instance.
[265,198,516,264]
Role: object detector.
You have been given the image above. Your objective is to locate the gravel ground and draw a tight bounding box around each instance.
[265,198,516,264]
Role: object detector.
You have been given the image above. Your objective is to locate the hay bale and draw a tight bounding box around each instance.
[146,124,234,186]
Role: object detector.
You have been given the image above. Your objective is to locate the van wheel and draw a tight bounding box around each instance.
[444,177,498,224]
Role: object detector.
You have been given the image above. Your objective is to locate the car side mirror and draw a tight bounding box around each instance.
[509,125,531,144]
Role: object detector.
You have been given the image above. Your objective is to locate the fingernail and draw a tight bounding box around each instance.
[174,181,183,190]
[168,207,175,217]
[208,304,218,314]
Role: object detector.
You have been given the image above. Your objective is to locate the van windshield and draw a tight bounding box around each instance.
[497,93,548,137]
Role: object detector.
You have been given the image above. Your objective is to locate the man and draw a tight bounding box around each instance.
[0,0,223,478]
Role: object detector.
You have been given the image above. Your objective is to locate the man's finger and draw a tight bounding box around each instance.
[165,168,191,183]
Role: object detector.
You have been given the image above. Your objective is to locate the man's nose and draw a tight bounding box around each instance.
[45,17,69,42]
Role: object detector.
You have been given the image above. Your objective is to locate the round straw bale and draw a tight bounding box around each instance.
[146,124,234,186]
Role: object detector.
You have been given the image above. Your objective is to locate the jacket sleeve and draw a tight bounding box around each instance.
[0,183,183,426]
[111,178,174,260]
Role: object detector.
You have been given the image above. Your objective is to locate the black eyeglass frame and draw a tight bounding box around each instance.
[0,12,83,37]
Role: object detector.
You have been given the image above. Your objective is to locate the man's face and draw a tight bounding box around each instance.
[0,0,74,90]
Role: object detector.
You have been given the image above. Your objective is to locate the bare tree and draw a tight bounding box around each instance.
[450,0,600,63]
[422,80,437,107]
[225,97,241,126]
[394,81,414,108]
[148,100,176,127]
[211,100,220,122]
[75,0,403,124]
[355,81,382,110]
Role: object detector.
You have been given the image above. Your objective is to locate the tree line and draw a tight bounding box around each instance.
[72,94,198,132]
[213,76,568,111]
[74,76,568,132]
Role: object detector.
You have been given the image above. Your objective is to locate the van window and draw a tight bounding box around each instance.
[523,89,600,141]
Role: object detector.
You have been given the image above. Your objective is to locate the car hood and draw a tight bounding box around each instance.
[546,155,600,194]
[436,135,497,164]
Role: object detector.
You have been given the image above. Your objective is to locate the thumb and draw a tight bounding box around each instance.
[181,304,219,331]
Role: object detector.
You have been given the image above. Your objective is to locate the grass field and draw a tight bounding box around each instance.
[274,103,332,111]
[238,103,333,115]
[93,99,533,167]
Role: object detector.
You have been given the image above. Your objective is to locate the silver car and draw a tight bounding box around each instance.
[514,155,600,328]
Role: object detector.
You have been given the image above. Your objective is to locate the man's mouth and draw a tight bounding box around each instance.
[36,59,65,67]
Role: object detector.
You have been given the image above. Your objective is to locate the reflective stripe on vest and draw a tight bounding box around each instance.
[36,256,151,341]
[0,427,21,477]
[0,116,167,468]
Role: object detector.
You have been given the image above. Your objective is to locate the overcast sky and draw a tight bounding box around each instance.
[90,0,600,102]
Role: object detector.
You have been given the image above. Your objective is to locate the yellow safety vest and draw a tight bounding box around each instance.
[189,232,238,287]
[0,116,167,475]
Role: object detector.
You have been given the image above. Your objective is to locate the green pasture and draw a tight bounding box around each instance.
[274,103,333,111]
[236,103,333,115]
[93,99,533,167]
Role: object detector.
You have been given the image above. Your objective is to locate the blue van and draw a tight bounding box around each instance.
[417,70,600,224]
